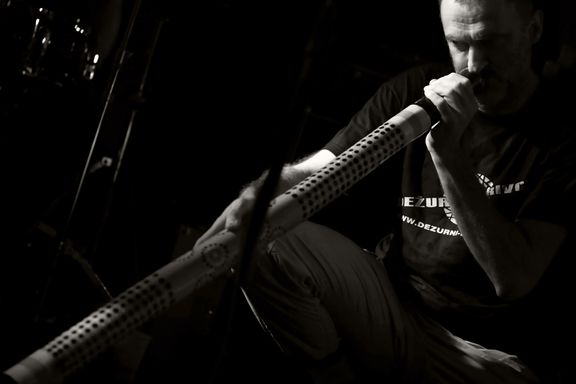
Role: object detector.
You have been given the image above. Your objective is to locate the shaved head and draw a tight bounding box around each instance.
[437,0,538,21]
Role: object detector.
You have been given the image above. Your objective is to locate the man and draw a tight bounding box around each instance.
[196,0,575,382]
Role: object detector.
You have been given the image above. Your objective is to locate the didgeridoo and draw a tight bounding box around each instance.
[4,79,463,383]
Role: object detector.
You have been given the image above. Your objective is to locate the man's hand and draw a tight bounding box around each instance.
[423,72,477,162]
[193,149,336,250]
[193,184,259,249]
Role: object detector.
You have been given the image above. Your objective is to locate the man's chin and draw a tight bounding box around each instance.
[476,95,494,113]
[477,98,504,115]
[474,77,513,113]
[477,103,496,115]
[475,88,508,115]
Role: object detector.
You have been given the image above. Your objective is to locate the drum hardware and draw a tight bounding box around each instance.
[26,0,165,333]
[89,156,114,174]
[11,5,100,87]
[30,220,114,328]
[83,52,100,81]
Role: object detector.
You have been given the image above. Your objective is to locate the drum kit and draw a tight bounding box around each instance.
[0,0,100,88]
[0,0,114,365]
[1,1,167,375]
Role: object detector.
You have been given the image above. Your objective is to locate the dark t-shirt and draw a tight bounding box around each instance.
[323,61,576,377]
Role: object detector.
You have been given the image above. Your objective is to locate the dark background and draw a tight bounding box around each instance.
[0,0,572,382]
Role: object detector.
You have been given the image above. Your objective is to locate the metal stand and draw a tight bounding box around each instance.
[32,0,166,329]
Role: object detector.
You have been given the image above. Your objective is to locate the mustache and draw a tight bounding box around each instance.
[471,68,500,93]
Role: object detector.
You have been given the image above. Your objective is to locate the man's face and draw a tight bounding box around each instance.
[440,0,541,114]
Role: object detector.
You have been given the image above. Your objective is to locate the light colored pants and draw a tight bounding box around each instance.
[245,221,540,383]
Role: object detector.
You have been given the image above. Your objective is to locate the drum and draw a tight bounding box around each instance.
[0,1,99,86]
[0,0,32,76]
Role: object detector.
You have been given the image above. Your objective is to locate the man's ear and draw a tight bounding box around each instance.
[528,9,544,44]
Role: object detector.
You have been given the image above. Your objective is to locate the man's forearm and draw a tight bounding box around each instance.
[275,149,337,195]
[430,153,539,299]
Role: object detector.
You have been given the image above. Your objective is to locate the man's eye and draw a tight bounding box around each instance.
[450,41,468,51]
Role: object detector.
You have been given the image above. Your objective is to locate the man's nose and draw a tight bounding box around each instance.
[467,45,488,74]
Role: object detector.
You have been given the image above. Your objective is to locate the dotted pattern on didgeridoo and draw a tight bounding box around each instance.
[284,122,405,220]
[257,223,287,251]
[174,238,230,270]
[44,273,175,376]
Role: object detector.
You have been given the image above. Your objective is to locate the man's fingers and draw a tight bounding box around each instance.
[194,187,259,249]
[427,73,474,101]
[424,86,449,114]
